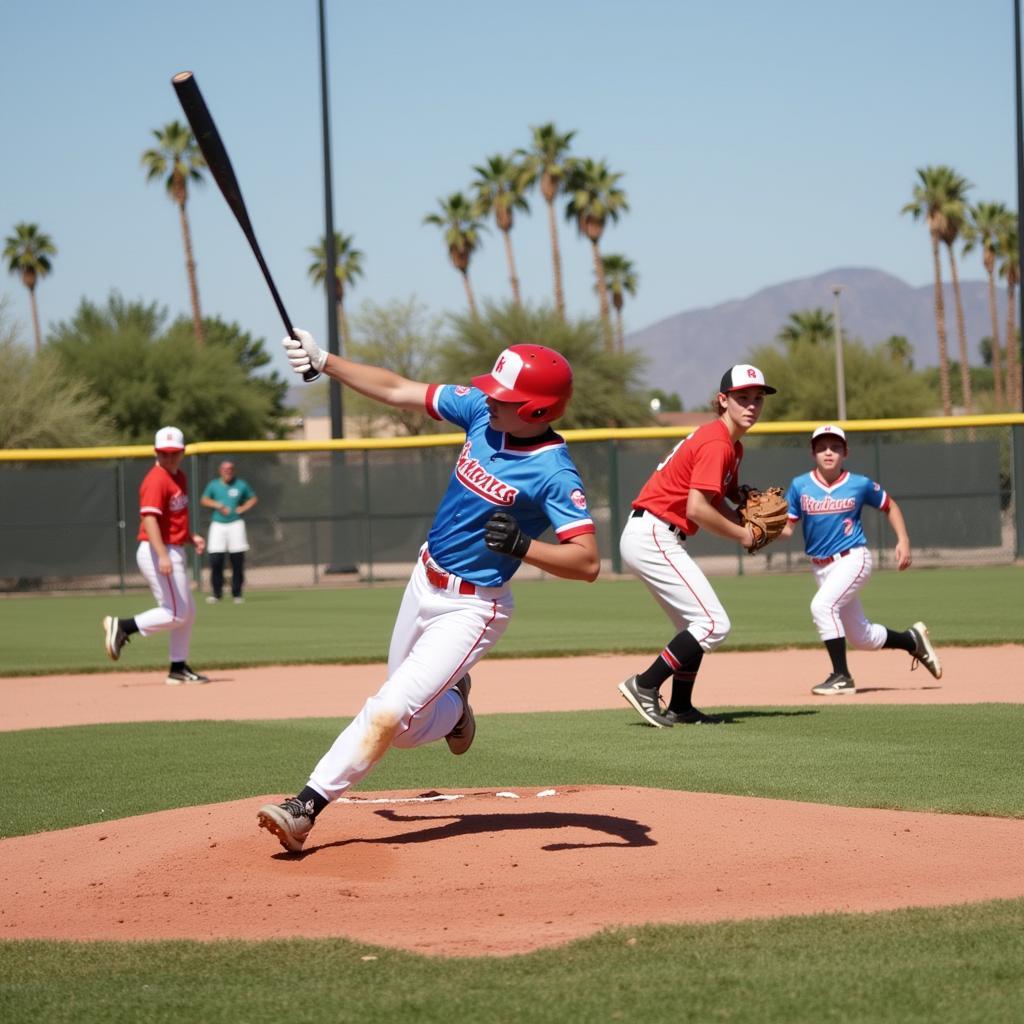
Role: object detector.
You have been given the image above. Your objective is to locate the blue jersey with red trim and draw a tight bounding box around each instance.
[424,384,594,585]
[785,469,889,559]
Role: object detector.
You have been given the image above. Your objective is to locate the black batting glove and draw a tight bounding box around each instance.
[484,511,531,559]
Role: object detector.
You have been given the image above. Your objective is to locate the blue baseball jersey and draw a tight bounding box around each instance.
[785,469,890,559]
[423,384,594,586]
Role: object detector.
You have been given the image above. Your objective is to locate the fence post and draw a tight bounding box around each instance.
[871,432,886,568]
[116,459,128,592]
[607,439,622,574]
[1014,424,1024,561]
[363,450,374,584]
[311,519,320,586]
[187,452,202,589]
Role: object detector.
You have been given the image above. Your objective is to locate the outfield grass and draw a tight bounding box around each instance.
[1,565,1021,676]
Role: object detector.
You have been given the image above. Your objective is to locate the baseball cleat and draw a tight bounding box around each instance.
[166,665,211,685]
[617,675,674,728]
[811,671,856,695]
[909,622,942,679]
[663,707,721,725]
[446,674,475,755]
[102,616,129,661]
[257,797,315,852]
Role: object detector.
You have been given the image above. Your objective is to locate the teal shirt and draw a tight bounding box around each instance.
[202,477,255,524]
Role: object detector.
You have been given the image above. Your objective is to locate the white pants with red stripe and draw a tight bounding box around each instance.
[307,555,513,801]
[620,513,731,652]
[810,546,887,648]
[134,541,196,663]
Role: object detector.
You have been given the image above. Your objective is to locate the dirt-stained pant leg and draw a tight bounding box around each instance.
[307,560,513,801]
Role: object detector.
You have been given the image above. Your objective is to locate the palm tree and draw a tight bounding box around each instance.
[934,170,974,414]
[564,158,629,350]
[4,223,56,353]
[599,254,638,352]
[777,308,834,350]
[472,155,530,307]
[963,202,1011,409]
[884,335,913,368]
[307,231,364,351]
[142,121,207,344]
[519,123,576,318]
[424,193,485,318]
[997,217,1021,411]
[902,165,967,417]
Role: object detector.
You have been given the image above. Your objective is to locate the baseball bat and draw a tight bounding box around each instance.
[171,71,320,383]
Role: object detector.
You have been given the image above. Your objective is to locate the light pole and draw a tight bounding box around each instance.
[831,285,848,421]
[318,0,343,438]
[1016,0,1024,410]
[317,0,356,573]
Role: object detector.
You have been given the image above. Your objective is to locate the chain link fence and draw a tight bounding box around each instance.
[2,416,1021,594]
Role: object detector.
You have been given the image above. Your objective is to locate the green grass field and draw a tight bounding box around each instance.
[1,565,1021,676]
[1,566,1022,1022]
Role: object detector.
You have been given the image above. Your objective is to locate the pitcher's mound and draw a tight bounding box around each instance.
[4,785,1023,957]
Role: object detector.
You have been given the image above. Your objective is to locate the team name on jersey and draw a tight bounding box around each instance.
[169,493,189,512]
[456,440,519,505]
[801,494,855,515]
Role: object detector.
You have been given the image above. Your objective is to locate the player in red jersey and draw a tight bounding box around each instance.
[101,426,210,685]
[617,365,776,727]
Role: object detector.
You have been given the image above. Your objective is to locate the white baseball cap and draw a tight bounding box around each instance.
[811,424,847,443]
[719,364,777,395]
[154,426,186,451]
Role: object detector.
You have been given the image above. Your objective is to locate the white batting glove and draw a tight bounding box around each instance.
[282,329,328,375]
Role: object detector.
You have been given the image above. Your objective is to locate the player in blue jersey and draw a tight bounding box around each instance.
[780,425,942,695]
[256,330,599,852]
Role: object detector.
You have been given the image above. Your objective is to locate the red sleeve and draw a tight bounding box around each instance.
[138,468,167,518]
[424,383,443,420]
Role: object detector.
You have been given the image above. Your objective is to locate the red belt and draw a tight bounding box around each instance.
[812,549,852,566]
[421,549,476,595]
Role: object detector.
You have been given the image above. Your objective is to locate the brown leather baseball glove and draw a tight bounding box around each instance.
[738,486,788,553]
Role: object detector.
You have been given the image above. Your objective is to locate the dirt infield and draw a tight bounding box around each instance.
[3,646,1021,732]
[2,646,1023,956]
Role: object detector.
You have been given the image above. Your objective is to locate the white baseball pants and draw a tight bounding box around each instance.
[809,546,887,648]
[620,512,731,652]
[307,552,513,801]
[134,541,196,662]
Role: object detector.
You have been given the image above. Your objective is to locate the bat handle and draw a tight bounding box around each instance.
[283,320,321,384]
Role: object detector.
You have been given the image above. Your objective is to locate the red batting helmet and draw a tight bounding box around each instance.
[471,344,573,423]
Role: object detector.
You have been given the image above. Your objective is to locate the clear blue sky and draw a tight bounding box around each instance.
[2,0,1018,383]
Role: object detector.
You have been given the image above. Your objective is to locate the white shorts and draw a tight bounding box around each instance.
[207,520,249,553]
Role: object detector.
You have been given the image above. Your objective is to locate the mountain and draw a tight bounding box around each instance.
[625,267,996,410]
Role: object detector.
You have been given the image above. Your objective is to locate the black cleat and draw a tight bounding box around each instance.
[617,675,674,728]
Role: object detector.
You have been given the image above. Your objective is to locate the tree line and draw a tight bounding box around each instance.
[903,164,1020,413]
[4,120,637,358]
[4,127,1022,448]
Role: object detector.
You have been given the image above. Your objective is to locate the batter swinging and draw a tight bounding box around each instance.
[257,330,599,852]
